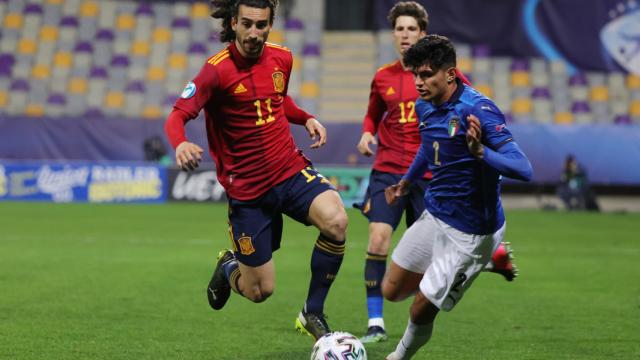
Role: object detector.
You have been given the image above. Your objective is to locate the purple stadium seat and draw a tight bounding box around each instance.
[571,100,591,114]
[89,67,108,79]
[569,73,588,87]
[188,43,208,54]
[285,18,304,30]
[0,53,15,67]
[47,93,67,105]
[472,44,491,58]
[614,114,631,125]
[135,3,154,16]
[302,43,321,57]
[0,65,11,77]
[503,113,514,124]
[10,79,30,91]
[74,41,94,53]
[531,87,551,99]
[208,31,220,42]
[96,29,115,41]
[510,58,530,72]
[110,55,130,67]
[126,81,145,93]
[24,3,44,15]
[172,18,191,28]
[60,16,79,27]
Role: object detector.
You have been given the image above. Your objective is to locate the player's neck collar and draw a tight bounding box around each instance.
[444,78,464,105]
[229,41,262,68]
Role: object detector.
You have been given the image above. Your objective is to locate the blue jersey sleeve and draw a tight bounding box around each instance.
[472,101,513,150]
[483,139,533,181]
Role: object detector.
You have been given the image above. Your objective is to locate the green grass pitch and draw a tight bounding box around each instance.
[1,202,639,359]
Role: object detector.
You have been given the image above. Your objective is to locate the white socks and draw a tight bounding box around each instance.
[388,319,434,359]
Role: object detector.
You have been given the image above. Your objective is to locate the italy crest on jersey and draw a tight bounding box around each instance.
[448,117,460,137]
[272,71,285,93]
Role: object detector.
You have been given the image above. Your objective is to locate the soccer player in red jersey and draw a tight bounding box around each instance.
[164,0,346,340]
[356,2,516,343]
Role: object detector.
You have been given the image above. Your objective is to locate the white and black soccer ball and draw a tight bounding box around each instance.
[310,332,367,360]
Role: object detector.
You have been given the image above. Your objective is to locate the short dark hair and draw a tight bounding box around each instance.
[211,0,279,43]
[403,34,456,72]
[387,1,429,32]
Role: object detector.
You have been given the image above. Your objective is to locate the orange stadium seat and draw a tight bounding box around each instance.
[630,100,640,117]
[0,91,7,108]
[131,41,151,56]
[54,52,72,68]
[68,77,87,94]
[18,38,37,55]
[300,82,320,98]
[147,67,166,81]
[153,27,172,43]
[554,111,574,124]
[627,74,640,90]
[39,26,59,42]
[25,103,45,117]
[511,71,530,87]
[116,14,135,31]
[457,57,472,74]
[105,91,124,108]
[142,105,163,119]
[80,1,99,17]
[32,64,50,79]
[191,3,210,18]
[589,86,608,102]
[4,13,23,29]
[168,53,187,70]
[474,84,493,98]
[511,98,532,115]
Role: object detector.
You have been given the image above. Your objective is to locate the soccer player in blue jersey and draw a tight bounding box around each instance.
[381,35,533,360]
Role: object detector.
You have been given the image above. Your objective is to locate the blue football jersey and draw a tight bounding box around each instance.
[405,81,514,235]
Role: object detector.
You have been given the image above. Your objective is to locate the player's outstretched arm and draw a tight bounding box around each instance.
[305,118,327,149]
[175,141,203,171]
[357,132,377,156]
[466,115,533,181]
[385,179,410,205]
[165,109,203,171]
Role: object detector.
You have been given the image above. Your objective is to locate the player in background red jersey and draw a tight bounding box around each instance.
[356,2,516,343]
[164,0,346,341]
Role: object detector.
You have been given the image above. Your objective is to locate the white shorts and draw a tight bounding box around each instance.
[391,210,505,311]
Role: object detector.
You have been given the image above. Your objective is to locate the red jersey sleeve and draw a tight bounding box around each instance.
[164,63,220,149]
[284,95,314,125]
[362,78,386,134]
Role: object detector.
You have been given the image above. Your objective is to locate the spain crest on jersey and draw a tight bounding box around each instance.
[448,117,460,137]
[272,71,285,93]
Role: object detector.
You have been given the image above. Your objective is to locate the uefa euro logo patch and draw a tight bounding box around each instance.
[448,117,460,137]
[180,81,196,99]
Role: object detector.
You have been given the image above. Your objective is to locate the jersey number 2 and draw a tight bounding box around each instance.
[254,99,275,125]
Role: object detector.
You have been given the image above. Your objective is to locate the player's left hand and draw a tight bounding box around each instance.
[305,118,327,149]
[466,114,484,159]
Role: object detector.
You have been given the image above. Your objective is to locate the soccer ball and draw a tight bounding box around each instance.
[310,332,367,360]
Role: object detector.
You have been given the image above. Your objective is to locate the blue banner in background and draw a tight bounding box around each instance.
[0,162,167,203]
[374,0,640,73]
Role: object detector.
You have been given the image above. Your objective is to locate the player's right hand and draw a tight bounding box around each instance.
[357,132,377,157]
[384,179,410,205]
[175,141,203,171]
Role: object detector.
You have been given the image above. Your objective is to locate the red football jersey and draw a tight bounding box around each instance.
[362,61,470,177]
[165,42,313,201]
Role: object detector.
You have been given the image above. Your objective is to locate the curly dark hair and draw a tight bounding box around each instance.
[211,0,279,43]
[387,1,429,31]
[403,34,456,72]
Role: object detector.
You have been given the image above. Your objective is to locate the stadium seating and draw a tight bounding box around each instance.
[0,0,636,125]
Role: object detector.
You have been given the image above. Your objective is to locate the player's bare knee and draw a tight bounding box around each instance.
[245,284,274,303]
[368,231,389,254]
[382,280,401,302]
[322,210,348,241]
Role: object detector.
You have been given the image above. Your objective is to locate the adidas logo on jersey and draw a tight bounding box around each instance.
[234,83,247,94]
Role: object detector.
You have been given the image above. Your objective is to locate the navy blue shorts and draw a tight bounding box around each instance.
[359,170,428,230]
[227,166,335,267]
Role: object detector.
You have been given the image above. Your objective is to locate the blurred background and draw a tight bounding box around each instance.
[0,0,639,211]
